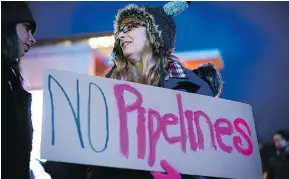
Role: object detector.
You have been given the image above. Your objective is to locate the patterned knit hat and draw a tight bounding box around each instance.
[112,1,191,59]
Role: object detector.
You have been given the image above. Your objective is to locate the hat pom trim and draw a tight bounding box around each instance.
[163,1,190,16]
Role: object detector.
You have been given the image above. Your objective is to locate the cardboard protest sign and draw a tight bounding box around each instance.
[41,69,262,179]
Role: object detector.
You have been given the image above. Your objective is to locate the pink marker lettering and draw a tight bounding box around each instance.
[176,94,187,152]
[148,108,162,167]
[214,118,233,153]
[192,110,217,150]
[137,107,146,159]
[162,113,181,144]
[151,160,181,179]
[114,84,143,159]
[184,110,198,151]
[233,118,253,156]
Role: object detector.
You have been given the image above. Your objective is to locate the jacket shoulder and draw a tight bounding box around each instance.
[183,67,214,97]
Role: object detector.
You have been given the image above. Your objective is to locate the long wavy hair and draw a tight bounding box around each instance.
[110,38,178,86]
[2,24,21,64]
[1,23,24,89]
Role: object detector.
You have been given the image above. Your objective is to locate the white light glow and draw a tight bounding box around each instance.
[30,90,51,179]
[88,36,115,49]
[30,90,43,160]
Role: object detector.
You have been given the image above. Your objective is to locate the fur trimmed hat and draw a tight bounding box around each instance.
[1,1,36,34]
[112,1,191,59]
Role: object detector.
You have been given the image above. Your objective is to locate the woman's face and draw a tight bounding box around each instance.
[16,22,36,57]
[273,134,288,149]
[117,21,148,61]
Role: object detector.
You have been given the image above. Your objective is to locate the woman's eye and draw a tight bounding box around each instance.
[24,24,31,32]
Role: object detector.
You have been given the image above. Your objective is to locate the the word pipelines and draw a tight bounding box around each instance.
[48,75,253,167]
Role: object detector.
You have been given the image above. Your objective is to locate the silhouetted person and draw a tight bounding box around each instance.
[267,130,289,179]
[2,2,37,179]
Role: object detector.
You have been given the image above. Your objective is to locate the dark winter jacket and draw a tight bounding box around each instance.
[1,63,34,179]
[267,150,289,179]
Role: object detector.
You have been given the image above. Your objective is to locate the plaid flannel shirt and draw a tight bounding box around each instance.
[165,61,187,80]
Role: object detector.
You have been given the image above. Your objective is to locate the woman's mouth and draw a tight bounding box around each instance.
[122,41,131,48]
[24,44,31,52]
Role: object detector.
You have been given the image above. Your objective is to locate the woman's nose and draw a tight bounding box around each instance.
[117,31,126,40]
[29,32,36,44]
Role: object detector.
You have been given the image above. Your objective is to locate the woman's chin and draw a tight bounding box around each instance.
[123,53,133,61]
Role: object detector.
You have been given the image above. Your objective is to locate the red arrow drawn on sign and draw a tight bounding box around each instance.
[151,160,182,179]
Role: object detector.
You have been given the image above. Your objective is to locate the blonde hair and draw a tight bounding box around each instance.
[110,42,179,86]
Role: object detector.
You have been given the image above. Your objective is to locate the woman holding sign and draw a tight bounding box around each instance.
[105,1,222,98]
[87,1,223,179]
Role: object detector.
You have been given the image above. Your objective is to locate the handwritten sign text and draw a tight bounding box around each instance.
[41,70,262,179]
